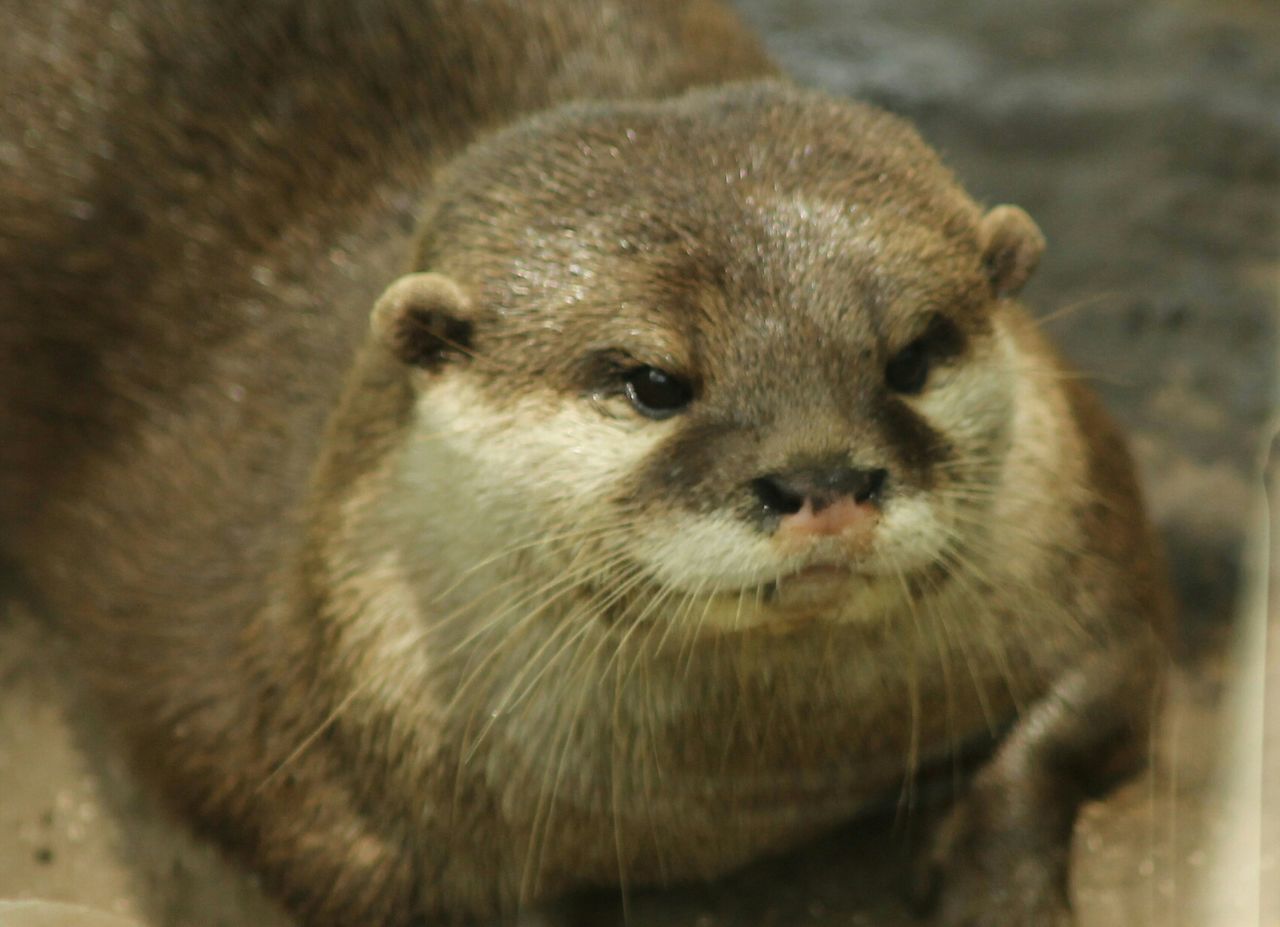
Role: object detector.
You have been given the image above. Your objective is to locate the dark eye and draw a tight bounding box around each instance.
[884,339,931,394]
[623,366,694,418]
[884,315,964,395]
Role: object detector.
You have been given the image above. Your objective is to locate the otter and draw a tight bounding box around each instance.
[0,1,1172,925]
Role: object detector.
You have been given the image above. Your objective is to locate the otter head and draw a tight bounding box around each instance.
[371,82,1044,636]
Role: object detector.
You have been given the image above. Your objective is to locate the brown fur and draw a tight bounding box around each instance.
[0,2,1170,926]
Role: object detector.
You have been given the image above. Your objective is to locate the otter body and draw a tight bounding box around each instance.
[1,2,1170,925]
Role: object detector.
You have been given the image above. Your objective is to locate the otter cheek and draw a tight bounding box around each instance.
[629,512,781,593]
[419,381,661,502]
[915,331,1017,457]
[867,494,950,573]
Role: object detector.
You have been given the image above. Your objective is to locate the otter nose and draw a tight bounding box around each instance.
[751,466,888,517]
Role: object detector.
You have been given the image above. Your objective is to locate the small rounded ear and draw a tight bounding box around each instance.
[978,205,1045,298]
[370,272,474,371]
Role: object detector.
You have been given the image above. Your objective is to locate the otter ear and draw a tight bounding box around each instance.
[978,205,1045,298]
[371,272,474,371]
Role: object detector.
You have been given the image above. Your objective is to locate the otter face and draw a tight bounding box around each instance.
[375,83,1044,633]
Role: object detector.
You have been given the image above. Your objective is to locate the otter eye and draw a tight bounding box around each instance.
[885,339,931,394]
[884,315,964,395]
[623,366,693,418]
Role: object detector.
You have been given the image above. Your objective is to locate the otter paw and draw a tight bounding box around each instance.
[913,795,1074,927]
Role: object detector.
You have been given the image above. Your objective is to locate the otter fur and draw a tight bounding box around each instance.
[0,1,1172,925]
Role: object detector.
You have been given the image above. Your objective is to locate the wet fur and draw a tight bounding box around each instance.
[0,1,1171,925]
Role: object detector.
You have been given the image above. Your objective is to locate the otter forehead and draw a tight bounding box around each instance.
[414,82,989,379]
[431,221,984,414]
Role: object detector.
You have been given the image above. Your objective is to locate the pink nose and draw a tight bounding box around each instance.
[778,496,877,538]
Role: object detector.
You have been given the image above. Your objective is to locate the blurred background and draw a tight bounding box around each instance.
[1,0,1275,924]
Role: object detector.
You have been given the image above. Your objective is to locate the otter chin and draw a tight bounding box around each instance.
[1,2,1172,926]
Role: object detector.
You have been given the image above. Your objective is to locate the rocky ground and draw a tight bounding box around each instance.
[1,0,1276,925]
